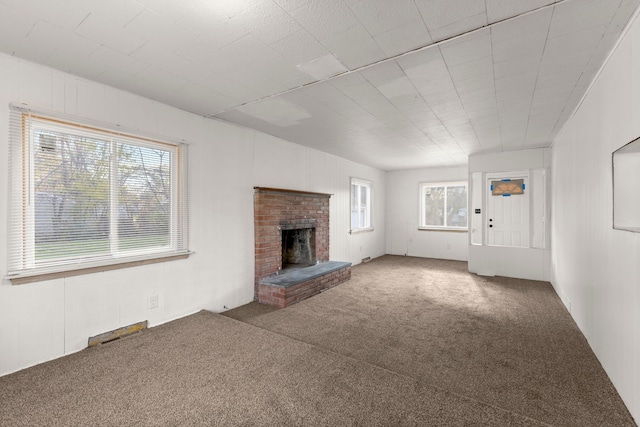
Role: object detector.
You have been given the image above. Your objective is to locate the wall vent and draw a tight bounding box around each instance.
[88,320,148,347]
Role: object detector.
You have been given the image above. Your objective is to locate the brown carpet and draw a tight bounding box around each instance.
[0,255,634,426]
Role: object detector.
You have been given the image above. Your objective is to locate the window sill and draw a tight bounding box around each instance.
[418,227,468,233]
[8,251,192,285]
[350,228,374,235]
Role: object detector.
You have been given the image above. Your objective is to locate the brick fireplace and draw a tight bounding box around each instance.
[254,187,351,307]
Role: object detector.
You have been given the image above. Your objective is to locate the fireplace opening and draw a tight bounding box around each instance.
[282,228,316,270]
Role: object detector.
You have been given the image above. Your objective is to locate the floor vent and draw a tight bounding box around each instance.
[88,320,148,347]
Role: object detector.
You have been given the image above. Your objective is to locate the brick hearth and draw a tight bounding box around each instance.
[253,187,351,307]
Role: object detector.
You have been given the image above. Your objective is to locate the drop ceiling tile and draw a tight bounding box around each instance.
[97,68,148,98]
[77,0,145,27]
[485,0,555,23]
[495,71,537,92]
[415,0,487,41]
[360,60,406,85]
[496,86,534,102]
[548,0,619,39]
[269,29,330,65]
[287,0,360,42]
[490,6,552,44]
[125,9,198,52]
[338,79,381,102]
[3,0,89,31]
[439,29,492,67]
[466,107,498,123]
[531,86,572,101]
[362,102,403,121]
[530,93,571,110]
[424,89,460,106]
[350,0,421,36]
[75,13,147,55]
[493,54,542,79]
[397,46,447,75]
[496,95,531,111]
[375,77,419,100]
[9,36,56,65]
[544,25,606,60]
[177,67,260,103]
[607,1,640,34]
[374,19,432,56]
[390,94,428,110]
[237,1,303,44]
[328,71,367,90]
[130,44,191,76]
[416,77,457,97]
[430,99,466,119]
[32,20,99,57]
[274,0,313,12]
[538,52,591,76]
[458,87,497,104]
[466,105,498,119]
[448,56,494,82]
[535,70,581,90]
[0,7,36,56]
[321,25,386,69]
[203,0,263,20]
[224,66,290,97]
[45,50,108,80]
[135,0,201,23]
[90,46,148,74]
[492,37,545,64]
[134,67,188,94]
[454,73,495,96]
[301,80,345,102]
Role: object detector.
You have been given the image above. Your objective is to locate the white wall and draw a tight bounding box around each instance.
[468,148,551,281]
[386,166,468,261]
[551,11,640,422]
[0,53,386,376]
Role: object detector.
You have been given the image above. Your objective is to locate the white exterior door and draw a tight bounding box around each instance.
[486,175,529,247]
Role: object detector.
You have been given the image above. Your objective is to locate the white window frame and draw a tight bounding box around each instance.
[350,177,373,233]
[419,181,468,231]
[7,105,189,284]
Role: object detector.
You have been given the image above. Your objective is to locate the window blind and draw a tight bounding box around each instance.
[7,105,189,281]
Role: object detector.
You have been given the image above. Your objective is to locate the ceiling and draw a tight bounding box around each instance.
[0,0,638,171]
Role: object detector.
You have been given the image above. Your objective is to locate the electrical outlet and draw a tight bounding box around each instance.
[149,295,159,309]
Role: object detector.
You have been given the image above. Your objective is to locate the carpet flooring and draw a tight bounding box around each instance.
[0,255,635,426]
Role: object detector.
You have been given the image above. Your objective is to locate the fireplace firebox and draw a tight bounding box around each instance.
[282,227,316,270]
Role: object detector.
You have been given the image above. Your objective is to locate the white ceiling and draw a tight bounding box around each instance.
[0,0,638,171]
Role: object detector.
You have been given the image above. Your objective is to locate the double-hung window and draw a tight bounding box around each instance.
[419,181,468,230]
[7,105,189,283]
[350,178,373,233]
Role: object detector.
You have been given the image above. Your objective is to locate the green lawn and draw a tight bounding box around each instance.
[36,235,170,260]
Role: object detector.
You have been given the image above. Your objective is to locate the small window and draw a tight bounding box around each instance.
[350,178,372,233]
[7,106,189,282]
[420,181,468,230]
[613,136,640,232]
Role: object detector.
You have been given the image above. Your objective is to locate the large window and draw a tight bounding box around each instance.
[350,178,372,232]
[8,106,188,282]
[419,181,468,230]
